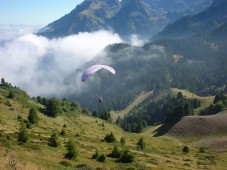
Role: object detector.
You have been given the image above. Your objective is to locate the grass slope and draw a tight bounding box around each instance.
[110,91,153,121]
[168,110,227,153]
[0,88,227,169]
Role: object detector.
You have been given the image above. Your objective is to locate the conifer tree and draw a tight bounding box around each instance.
[137,137,145,150]
[120,137,126,146]
[48,132,59,147]
[65,139,78,160]
[18,122,29,143]
[28,108,38,124]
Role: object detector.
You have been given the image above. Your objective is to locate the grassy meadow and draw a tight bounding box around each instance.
[0,87,227,170]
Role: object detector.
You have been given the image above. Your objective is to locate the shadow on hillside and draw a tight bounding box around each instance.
[153,123,175,137]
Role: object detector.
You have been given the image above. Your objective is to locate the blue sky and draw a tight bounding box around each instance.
[1,0,83,26]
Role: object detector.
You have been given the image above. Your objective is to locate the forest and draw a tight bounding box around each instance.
[69,24,227,113]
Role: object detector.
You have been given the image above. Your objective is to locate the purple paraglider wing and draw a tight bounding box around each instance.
[82,64,115,82]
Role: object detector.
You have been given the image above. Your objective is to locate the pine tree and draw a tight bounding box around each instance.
[48,132,59,147]
[118,149,134,163]
[108,146,121,158]
[28,108,38,124]
[104,132,116,143]
[46,98,60,117]
[8,90,15,99]
[65,139,78,160]
[137,137,145,150]
[120,137,126,146]
[183,146,189,153]
[1,78,6,86]
[18,122,29,143]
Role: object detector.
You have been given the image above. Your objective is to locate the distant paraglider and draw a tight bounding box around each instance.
[81,64,115,82]
[81,64,116,103]
[98,96,103,104]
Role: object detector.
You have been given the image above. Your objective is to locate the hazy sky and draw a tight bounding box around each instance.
[1,0,83,26]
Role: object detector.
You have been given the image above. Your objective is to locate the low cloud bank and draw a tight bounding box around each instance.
[0,27,122,98]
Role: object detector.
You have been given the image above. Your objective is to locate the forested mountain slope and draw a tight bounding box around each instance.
[67,23,227,112]
[153,0,227,40]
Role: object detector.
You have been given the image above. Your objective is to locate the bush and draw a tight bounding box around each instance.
[65,139,78,160]
[108,146,121,158]
[28,108,38,124]
[98,154,106,162]
[8,90,15,99]
[183,146,189,153]
[118,149,134,163]
[92,149,100,159]
[104,132,116,143]
[137,137,145,150]
[120,137,126,146]
[199,146,206,153]
[18,126,29,143]
[48,132,60,147]
[60,128,66,136]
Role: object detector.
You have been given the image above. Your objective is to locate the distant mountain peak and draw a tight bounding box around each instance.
[153,0,227,40]
[38,0,213,39]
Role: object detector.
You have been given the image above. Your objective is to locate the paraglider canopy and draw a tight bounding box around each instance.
[81,64,115,82]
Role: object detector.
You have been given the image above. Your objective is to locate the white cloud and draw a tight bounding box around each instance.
[0,28,122,98]
[129,34,146,47]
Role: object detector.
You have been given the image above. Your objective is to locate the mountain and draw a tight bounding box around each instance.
[38,0,211,39]
[153,0,227,40]
[38,0,121,38]
[108,0,168,38]
[65,22,227,112]
[144,0,212,21]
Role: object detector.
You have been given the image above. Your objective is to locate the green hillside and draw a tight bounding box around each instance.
[1,81,227,169]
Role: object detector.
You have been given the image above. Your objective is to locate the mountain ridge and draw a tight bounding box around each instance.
[153,0,227,40]
[38,0,212,39]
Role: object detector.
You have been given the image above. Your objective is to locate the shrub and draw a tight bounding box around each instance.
[118,149,134,163]
[65,139,78,160]
[108,146,121,158]
[120,137,126,146]
[60,128,66,136]
[183,146,189,153]
[92,149,100,159]
[98,154,106,162]
[48,132,60,147]
[28,108,38,124]
[104,132,116,143]
[18,122,29,143]
[137,137,145,150]
[8,90,15,99]
[199,147,206,153]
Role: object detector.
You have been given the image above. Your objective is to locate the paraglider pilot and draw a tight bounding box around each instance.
[98,96,103,103]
